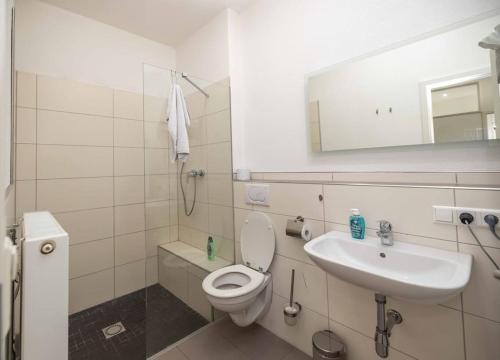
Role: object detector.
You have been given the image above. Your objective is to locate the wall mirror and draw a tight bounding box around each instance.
[307,15,500,152]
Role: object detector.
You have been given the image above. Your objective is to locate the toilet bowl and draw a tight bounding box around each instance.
[202,212,275,327]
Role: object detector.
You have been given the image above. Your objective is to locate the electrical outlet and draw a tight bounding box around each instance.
[433,206,500,226]
[479,210,500,226]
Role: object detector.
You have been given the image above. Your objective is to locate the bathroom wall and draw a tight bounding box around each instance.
[15,0,176,93]
[229,0,500,171]
[15,71,176,314]
[176,10,231,84]
[233,172,500,359]
[178,79,235,263]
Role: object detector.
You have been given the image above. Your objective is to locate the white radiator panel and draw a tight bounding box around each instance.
[22,212,68,360]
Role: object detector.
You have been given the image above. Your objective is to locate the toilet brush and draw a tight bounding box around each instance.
[283,269,302,326]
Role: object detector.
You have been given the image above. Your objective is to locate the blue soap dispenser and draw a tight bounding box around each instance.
[350,208,366,240]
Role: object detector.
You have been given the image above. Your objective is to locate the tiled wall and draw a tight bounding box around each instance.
[233,171,500,359]
[15,71,176,314]
[177,80,234,263]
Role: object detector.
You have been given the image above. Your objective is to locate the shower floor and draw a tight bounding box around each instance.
[68,284,209,360]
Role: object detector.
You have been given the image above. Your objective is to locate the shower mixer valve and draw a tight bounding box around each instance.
[188,169,206,177]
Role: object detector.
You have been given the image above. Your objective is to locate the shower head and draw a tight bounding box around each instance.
[494,269,500,280]
[479,24,500,50]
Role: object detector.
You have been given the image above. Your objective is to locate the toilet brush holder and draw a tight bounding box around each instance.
[283,269,302,326]
[284,302,302,326]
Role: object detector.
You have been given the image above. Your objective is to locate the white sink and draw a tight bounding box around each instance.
[304,231,473,304]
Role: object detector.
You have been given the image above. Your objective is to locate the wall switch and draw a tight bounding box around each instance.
[433,206,454,223]
[245,184,270,206]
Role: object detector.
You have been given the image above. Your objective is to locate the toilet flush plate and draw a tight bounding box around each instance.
[245,184,270,206]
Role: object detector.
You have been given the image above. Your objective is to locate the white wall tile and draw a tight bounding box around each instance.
[205,81,230,115]
[146,175,170,202]
[114,147,144,176]
[258,182,324,220]
[457,172,500,187]
[69,269,114,314]
[114,176,145,205]
[37,177,113,213]
[464,313,500,360]
[15,180,36,217]
[206,142,232,174]
[184,146,207,173]
[258,293,329,356]
[233,182,253,210]
[456,189,500,248]
[16,108,36,143]
[146,226,171,256]
[330,320,415,360]
[324,185,456,240]
[208,204,234,239]
[159,250,189,303]
[69,238,114,279]
[37,75,113,116]
[387,299,464,360]
[332,172,456,185]
[146,201,170,229]
[114,118,144,147]
[114,204,145,235]
[37,110,113,146]
[179,202,209,232]
[146,256,159,286]
[206,110,231,144]
[145,121,169,148]
[145,148,169,175]
[114,90,143,120]
[55,207,113,245]
[179,172,208,203]
[188,117,206,146]
[327,275,375,336]
[187,272,212,321]
[212,235,234,262]
[259,173,333,182]
[144,95,167,123]
[37,145,113,179]
[460,243,500,322]
[17,72,36,108]
[208,174,233,206]
[270,255,328,316]
[15,144,36,180]
[170,200,178,225]
[115,232,146,266]
[115,260,146,297]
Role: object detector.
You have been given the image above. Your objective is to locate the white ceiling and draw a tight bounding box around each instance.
[38,0,254,46]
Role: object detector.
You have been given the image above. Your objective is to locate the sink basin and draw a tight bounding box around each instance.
[304,231,473,304]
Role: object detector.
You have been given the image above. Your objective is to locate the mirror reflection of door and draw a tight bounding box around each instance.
[431,79,496,143]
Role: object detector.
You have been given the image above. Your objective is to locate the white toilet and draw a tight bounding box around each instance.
[202,211,275,327]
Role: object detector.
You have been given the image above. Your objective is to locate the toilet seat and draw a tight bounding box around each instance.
[203,264,265,299]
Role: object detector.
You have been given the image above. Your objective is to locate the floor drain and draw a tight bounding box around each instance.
[102,322,126,339]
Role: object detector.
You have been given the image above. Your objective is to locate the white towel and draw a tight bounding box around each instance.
[167,83,191,162]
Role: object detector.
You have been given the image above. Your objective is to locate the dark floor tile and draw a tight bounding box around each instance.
[68,284,208,360]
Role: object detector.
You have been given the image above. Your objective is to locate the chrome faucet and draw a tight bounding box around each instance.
[377,220,393,246]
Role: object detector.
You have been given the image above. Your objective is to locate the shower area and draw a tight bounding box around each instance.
[13,65,234,360]
[70,65,234,360]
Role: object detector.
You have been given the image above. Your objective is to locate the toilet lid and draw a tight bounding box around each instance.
[240,212,275,272]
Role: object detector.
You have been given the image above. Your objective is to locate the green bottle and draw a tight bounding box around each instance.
[207,236,215,261]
